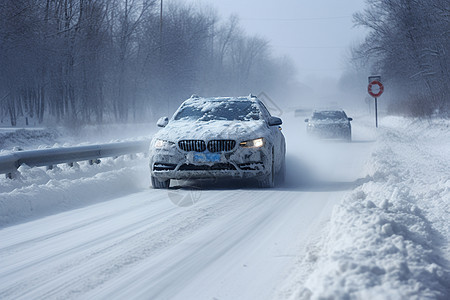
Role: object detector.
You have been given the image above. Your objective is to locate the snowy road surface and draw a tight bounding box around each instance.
[1,115,449,299]
[0,187,340,299]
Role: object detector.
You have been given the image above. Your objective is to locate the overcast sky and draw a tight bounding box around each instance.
[185,0,368,83]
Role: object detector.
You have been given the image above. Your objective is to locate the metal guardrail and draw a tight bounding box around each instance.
[0,140,150,178]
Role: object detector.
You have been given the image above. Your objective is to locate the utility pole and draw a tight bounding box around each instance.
[158,0,168,114]
[159,0,163,41]
[159,0,163,59]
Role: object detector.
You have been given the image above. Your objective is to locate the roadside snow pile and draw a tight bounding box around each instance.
[0,123,155,228]
[0,155,149,228]
[295,117,450,299]
[0,128,60,151]
[0,123,154,153]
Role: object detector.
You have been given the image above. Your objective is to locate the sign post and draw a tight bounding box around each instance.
[368,76,384,128]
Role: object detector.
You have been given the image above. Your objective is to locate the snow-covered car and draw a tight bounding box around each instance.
[304,109,353,141]
[149,95,286,188]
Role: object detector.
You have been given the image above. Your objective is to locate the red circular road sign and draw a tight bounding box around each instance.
[368,80,384,97]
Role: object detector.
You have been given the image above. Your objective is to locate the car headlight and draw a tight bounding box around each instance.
[154,139,175,149]
[240,137,264,148]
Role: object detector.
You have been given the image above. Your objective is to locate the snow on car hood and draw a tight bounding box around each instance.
[153,119,268,142]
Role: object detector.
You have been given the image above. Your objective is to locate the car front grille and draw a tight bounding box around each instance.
[207,140,236,152]
[178,140,206,152]
[178,163,236,171]
[178,139,236,152]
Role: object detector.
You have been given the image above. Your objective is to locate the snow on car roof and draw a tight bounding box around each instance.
[312,108,345,113]
[311,110,347,120]
[184,95,258,103]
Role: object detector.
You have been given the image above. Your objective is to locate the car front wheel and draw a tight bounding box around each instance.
[346,130,352,142]
[258,150,275,188]
[276,155,286,186]
[151,176,170,189]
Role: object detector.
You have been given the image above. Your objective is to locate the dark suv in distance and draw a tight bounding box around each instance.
[304,109,353,142]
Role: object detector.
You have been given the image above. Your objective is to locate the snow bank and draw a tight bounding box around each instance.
[0,123,154,152]
[0,128,60,152]
[0,155,149,228]
[0,124,156,227]
[294,117,450,299]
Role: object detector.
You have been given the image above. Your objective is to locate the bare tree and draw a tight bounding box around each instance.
[0,0,298,126]
[353,0,449,116]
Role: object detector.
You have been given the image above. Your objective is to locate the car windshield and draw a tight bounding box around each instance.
[312,111,347,120]
[174,101,261,121]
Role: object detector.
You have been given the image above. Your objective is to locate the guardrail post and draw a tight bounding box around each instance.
[89,159,101,165]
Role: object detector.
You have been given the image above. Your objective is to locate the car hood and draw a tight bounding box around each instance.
[153,119,269,142]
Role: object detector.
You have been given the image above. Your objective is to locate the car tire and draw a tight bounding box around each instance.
[151,176,170,189]
[258,149,275,188]
[276,155,286,186]
[346,130,352,142]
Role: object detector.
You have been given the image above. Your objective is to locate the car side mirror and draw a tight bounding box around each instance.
[268,116,282,126]
[157,116,169,127]
[348,118,353,121]
[304,118,309,122]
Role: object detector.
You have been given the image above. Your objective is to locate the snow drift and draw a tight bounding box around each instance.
[289,117,450,299]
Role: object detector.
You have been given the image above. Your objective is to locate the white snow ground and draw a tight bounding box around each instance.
[0,115,449,299]
[281,117,450,299]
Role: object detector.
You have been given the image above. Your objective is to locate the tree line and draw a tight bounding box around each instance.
[0,0,296,126]
[353,0,449,117]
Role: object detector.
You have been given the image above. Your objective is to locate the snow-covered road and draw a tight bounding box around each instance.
[0,113,374,299]
[1,115,448,299]
[0,186,342,299]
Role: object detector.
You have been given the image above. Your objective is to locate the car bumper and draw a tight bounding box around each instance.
[149,146,271,180]
[307,126,350,139]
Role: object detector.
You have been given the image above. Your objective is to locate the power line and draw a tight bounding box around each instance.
[272,46,347,49]
[241,15,352,22]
